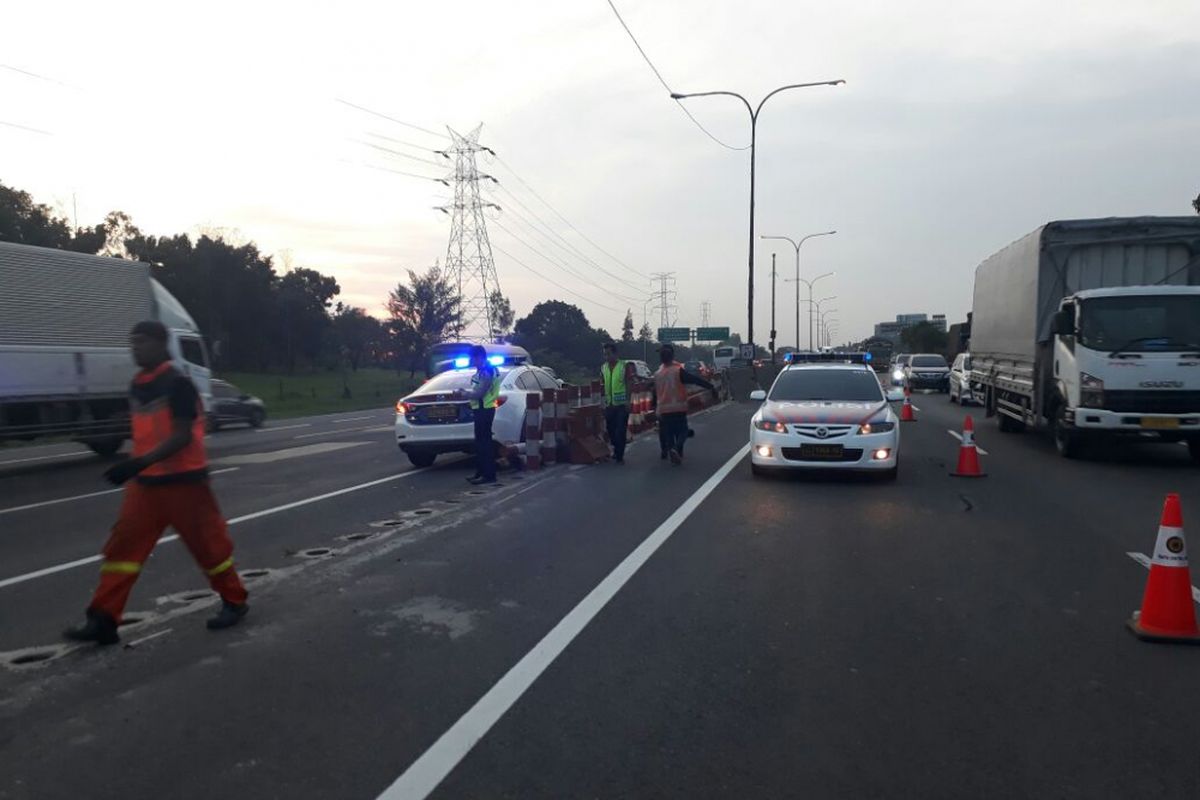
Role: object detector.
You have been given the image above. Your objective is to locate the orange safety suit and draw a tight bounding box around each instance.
[89,362,246,621]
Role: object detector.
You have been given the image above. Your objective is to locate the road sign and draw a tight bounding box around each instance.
[739,344,755,360]
[657,327,690,343]
[694,326,730,342]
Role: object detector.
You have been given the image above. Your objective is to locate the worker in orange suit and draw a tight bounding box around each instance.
[64,320,248,646]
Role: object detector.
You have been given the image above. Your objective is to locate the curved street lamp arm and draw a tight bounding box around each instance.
[754,80,845,117]
[671,90,753,118]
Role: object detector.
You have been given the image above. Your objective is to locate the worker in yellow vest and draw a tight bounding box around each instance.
[652,344,718,465]
[457,344,502,485]
[600,342,637,464]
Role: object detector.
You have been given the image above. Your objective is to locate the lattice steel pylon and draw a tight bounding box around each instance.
[438,124,501,340]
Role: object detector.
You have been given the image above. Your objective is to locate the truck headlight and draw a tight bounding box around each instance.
[1080,372,1105,408]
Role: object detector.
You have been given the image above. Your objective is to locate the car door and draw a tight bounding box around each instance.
[211,381,234,422]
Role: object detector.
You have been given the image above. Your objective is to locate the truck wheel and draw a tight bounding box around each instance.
[1052,405,1081,459]
[84,437,124,458]
[1188,438,1200,465]
[997,412,1025,434]
[406,450,436,468]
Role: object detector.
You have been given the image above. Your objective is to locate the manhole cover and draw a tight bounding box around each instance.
[412,509,434,516]
[381,520,407,527]
[119,614,149,627]
[241,569,270,579]
[181,591,214,602]
[297,547,334,558]
[442,499,460,505]
[343,532,374,541]
[465,490,487,496]
[10,650,56,666]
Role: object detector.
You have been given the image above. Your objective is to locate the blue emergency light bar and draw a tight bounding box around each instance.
[785,352,871,365]
[452,355,507,368]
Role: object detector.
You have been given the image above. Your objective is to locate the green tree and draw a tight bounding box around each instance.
[386,266,461,376]
[488,291,515,341]
[0,181,107,252]
[900,322,949,354]
[331,304,384,370]
[1193,192,1199,215]
[621,310,635,342]
[277,267,340,373]
[638,322,654,342]
[512,300,607,374]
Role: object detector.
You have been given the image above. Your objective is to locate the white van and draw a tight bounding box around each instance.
[713,346,736,370]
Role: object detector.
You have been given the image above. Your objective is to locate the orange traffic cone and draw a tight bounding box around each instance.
[951,415,985,477]
[1127,494,1200,644]
[899,385,916,422]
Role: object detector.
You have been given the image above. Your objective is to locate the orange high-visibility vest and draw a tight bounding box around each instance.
[654,363,689,414]
[130,362,208,480]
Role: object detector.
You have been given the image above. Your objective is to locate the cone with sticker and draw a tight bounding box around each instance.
[1127,494,1200,644]
[899,385,916,422]
[950,415,985,477]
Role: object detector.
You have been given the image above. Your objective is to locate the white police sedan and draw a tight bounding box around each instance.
[749,355,902,479]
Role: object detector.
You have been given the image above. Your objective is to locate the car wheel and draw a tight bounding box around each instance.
[406,450,437,468]
[207,416,220,433]
[249,408,266,428]
[750,462,768,477]
[882,464,898,481]
[84,436,124,459]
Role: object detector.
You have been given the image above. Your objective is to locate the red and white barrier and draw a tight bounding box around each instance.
[541,388,557,465]
[524,392,542,470]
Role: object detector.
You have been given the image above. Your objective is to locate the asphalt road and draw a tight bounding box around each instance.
[2,392,1199,799]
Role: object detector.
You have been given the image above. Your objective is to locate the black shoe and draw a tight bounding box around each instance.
[469,476,497,485]
[615,457,625,465]
[63,608,119,646]
[660,451,668,460]
[669,449,682,465]
[206,601,249,631]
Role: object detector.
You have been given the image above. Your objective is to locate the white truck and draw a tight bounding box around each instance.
[0,241,212,456]
[969,217,1200,460]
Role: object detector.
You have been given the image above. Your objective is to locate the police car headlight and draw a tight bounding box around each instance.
[859,421,895,434]
[754,419,787,433]
[892,369,904,380]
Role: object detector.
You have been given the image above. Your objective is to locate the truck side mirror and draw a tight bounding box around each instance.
[1051,308,1074,336]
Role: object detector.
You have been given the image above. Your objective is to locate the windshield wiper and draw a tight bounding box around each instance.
[1109,337,1200,357]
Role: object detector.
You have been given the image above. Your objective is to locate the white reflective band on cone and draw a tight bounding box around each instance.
[1151,525,1189,567]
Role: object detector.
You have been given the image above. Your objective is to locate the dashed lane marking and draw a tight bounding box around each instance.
[0,464,447,590]
[946,430,989,456]
[0,450,92,467]
[293,424,392,440]
[254,423,312,433]
[0,467,239,516]
[333,415,378,423]
[1126,552,1200,604]
[376,442,752,800]
[212,441,367,465]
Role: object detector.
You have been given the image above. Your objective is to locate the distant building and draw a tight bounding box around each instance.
[873,312,947,344]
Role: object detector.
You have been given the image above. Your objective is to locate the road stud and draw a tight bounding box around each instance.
[1127,494,1200,644]
[950,415,985,477]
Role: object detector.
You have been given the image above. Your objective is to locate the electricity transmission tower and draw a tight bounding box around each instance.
[699,301,712,327]
[650,272,678,328]
[438,124,502,340]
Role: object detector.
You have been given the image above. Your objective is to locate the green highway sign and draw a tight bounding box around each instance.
[694,327,730,342]
[657,327,691,342]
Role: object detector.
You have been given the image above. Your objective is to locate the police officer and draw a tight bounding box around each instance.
[653,344,718,465]
[458,344,501,485]
[600,342,636,464]
[64,321,248,646]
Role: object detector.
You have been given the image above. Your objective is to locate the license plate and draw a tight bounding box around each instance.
[1141,417,1179,429]
[799,444,844,460]
[426,405,460,421]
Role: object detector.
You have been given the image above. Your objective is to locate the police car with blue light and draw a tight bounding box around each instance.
[749,352,903,479]
[394,344,554,468]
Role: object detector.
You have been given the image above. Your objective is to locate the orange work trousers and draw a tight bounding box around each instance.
[90,480,247,621]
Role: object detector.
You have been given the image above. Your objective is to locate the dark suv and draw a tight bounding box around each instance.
[904,354,951,392]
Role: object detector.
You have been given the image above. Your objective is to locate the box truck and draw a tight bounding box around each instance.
[0,241,212,456]
[968,217,1200,460]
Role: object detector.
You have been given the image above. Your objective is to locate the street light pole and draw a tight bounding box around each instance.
[819,309,839,348]
[801,273,835,351]
[769,253,777,363]
[674,81,844,356]
[762,231,836,352]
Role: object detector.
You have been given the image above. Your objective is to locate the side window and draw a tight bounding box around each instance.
[515,370,539,391]
[179,337,208,368]
[213,383,234,399]
[532,369,558,391]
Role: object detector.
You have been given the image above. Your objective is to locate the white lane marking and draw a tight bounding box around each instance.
[946,430,989,456]
[0,468,239,516]
[1127,552,1200,603]
[124,628,173,649]
[0,464,445,591]
[293,424,391,440]
[0,450,93,467]
[911,404,922,412]
[333,415,376,423]
[212,441,367,466]
[376,442,752,800]
[254,423,312,433]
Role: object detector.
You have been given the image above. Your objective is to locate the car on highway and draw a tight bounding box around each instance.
[904,353,951,392]
[889,353,911,386]
[683,360,714,379]
[208,379,266,430]
[628,360,654,381]
[748,355,900,479]
[394,363,560,468]
[948,352,977,405]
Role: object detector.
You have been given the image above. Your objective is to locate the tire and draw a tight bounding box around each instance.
[84,436,124,458]
[751,462,768,477]
[249,408,266,428]
[949,386,958,404]
[206,415,220,433]
[1187,438,1200,465]
[1052,404,1081,459]
[406,450,437,468]
[882,464,899,481]
[997,412,1026,434]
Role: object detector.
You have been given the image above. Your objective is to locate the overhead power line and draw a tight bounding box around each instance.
[352,139,447,169]
[337,158,447,184]
[604,0,750,152]
[0,119,51,136]
[335,98,449,140]
[490,153,646,280]
[366,131,445,156]
[492,241,623,314]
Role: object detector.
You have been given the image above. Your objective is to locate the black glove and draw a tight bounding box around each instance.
[103,458,146,486]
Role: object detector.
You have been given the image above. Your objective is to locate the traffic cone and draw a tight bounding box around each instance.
[899,386,916,422]
[1127,494,1200,644]
[950,415,985,477]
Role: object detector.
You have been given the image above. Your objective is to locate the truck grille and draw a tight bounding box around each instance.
[1104,391,1200,414]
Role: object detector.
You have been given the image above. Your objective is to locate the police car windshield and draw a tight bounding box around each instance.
[420,368,508,394]
[769,369,884,402]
